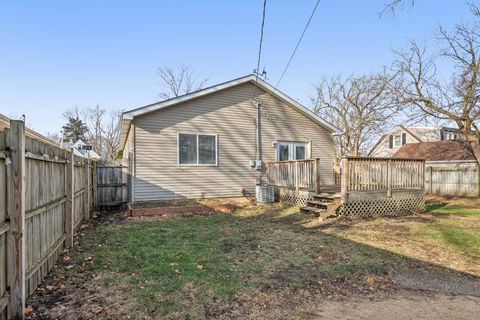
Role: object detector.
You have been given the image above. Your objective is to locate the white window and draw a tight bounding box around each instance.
[276,141,308,161]
[178,133,217,166]
[393,134,402,147]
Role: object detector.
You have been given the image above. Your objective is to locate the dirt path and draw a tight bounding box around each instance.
[316,291,480,320]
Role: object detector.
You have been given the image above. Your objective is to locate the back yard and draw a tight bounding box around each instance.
[26,197,480,320]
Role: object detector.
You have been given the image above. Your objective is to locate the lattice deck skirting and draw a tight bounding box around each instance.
[337,195,425,219]
[277,188,313,207]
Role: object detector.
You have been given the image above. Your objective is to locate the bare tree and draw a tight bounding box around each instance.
[85,105,105,156]
[312,72,399,162]
[380,0,415,17]
[392,10,480,163]
[62,106,121,162]
[157,64,208,99]
[44,131,61,143]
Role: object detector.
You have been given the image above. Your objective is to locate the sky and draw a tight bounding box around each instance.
[0,0,476,135]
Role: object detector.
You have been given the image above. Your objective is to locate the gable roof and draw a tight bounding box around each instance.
[393,140,476,161]
[398,125,423,143]
[120,74,339,149]
[368,124,425,156]
[0,113,59,147]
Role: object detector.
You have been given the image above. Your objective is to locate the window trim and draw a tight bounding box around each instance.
[393,134,402,148]
[177,132,218,166]
[275,141,309,161]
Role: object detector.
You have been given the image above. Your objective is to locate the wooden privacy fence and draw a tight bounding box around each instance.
[96,165,128,207]
[425,161,480,197]
[0,121,95,319]
[339,157,425,218]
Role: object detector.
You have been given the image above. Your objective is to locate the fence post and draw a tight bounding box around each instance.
[92,161,97,208]
[84,159,89,220]
[7,120,26,320]
[340,158,349,203]
[65,151,74,248]
[476,163,480,197]
[429,166,433,195]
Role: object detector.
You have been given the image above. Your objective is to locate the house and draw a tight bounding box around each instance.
[0,113,59,146]
[369,124,462,158]
[119,74,339,202]
[61,139,102,160]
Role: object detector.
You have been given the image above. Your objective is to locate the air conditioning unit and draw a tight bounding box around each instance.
[256,185,275,203]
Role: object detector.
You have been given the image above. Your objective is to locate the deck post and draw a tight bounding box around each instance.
[340,158,349,203]
[314,158,320,194]
[387,159,392,198]
[295,161,299,194]
[65,151,74,248]
[7,120,26,320]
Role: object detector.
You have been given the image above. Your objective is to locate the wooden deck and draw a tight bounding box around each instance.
[266,157,425,219]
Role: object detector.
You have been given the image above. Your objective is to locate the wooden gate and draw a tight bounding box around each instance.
[96,165,128,207]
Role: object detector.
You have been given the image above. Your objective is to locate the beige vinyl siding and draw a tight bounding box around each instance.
[371,127,421,158]
[133,82,334,201]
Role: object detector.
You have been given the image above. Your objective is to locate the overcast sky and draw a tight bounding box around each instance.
[0,0,476,135]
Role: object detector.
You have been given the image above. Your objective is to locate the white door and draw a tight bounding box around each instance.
[276,142,308,161]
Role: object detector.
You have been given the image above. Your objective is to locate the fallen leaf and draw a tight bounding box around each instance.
[45,285,54,291]
[91,306,104,315]
[65,265,74,270]
[175,269,181,275]
[196,264,204,270]
[85,256,93,261]
[25,305,33,314]
[63,255,70,262]
[54,282,62,290]
[366,276,375,287]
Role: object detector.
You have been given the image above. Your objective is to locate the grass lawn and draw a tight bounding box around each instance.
[26,197,480,319]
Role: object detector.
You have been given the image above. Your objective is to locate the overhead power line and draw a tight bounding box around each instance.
[275,0,321,88]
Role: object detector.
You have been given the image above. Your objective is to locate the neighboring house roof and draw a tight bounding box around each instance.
[0,113,59,147]
[398,125,423,143]
[62,139,101,159]
[393,141,476,161]
[120,74,340,149]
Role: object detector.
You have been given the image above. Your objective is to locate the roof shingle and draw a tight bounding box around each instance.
[393,141,476,161]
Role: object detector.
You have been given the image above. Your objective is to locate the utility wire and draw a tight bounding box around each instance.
[259,0,321,112]
[275,0,321,88]
[251,0,267,103]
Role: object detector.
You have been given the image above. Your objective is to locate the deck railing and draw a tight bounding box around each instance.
[341,156,425,201]
[266,159,320,193]
[267,157,425,199]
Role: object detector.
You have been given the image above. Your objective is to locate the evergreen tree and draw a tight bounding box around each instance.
[62,116,88,142]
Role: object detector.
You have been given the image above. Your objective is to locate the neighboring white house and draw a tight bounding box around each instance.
[369,125,461,158]
[61,139,101,160]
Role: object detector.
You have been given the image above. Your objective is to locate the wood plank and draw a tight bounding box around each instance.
[7,120,26,320]
[65,151,74,248]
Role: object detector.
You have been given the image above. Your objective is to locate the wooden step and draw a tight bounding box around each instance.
[307,200,333,207]
[313,195,335,202]
[300,206,326,216]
